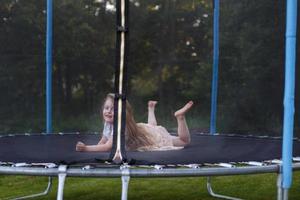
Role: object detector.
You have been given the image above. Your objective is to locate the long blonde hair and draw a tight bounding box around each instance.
[104,93,154,150]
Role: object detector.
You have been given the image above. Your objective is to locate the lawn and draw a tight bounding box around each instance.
[0,171,299,200]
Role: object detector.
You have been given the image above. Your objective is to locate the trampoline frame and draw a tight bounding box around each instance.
[0,162,300,200]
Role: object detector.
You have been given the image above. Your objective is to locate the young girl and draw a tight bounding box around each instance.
[76,93,193,152]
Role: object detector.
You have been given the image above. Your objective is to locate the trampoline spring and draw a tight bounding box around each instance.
[166,164,177,168]
[184,164,200,169]
[46,163,57,168]
[31,163,57,168]
[154,165,164,170]
[105,161,112,165]
[271,159,282,164]
[0,161,10,166]
[13,163,31,167]
[293,157,300,162]
[217,163,235,168]
[82,165,92,170]
[245,161,265,166]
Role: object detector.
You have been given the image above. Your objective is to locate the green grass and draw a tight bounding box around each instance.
[0,172,300,200]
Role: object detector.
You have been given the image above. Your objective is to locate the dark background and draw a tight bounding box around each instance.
[0,0,299,136]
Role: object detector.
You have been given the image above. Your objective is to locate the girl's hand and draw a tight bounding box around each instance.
[76,141,86,151]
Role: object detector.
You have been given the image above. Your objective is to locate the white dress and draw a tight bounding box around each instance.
[136,123,183,151]
[102,122,183,151]
[102,122,113,139]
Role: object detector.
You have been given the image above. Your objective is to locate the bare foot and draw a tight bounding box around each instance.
[174,101,194,118]
[148,100,158,109]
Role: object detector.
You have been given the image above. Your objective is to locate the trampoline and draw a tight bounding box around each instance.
[1,132,300,200]
[1,133,300,165]
[0,0,298,200]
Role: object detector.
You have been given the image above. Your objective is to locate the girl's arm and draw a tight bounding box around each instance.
[76,137,113,152]
[98,136,108,145]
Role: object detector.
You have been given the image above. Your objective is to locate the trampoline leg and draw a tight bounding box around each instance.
[277,174,283,200]
[57,165,67,200]
[206,177,243,200]
[283,189,289,200]
[277,173,289,200]
[121,175,130,200]
[10,177,52,200]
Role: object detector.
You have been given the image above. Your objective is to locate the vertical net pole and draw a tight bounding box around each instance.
[281,0,297,192]
[210,0,219,134]
[46,0,53,134]
[110,0,129,162]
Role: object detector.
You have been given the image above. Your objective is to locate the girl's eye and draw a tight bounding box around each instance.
[104,106,113,111]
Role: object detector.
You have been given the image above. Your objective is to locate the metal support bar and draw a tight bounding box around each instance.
[121,166,130,200]
[10,177,52,200]
[57,165,67,200]
[277,173,283,200]
[121,175,130,200]
[277,182,289,200]
[1,163,300,177]
[206,177,243,200]
[283,189,289,200]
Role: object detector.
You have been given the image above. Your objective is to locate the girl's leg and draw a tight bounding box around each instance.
[172,101,194,147]
[148,101,158,126]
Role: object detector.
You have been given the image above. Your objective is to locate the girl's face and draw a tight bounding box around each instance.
[102,98,114,124]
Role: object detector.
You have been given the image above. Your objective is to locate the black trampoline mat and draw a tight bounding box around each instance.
[0,133,300,165]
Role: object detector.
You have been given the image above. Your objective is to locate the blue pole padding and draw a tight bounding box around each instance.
[210,0,219,134]
[282,0,297,189]
[46,0,53,134]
